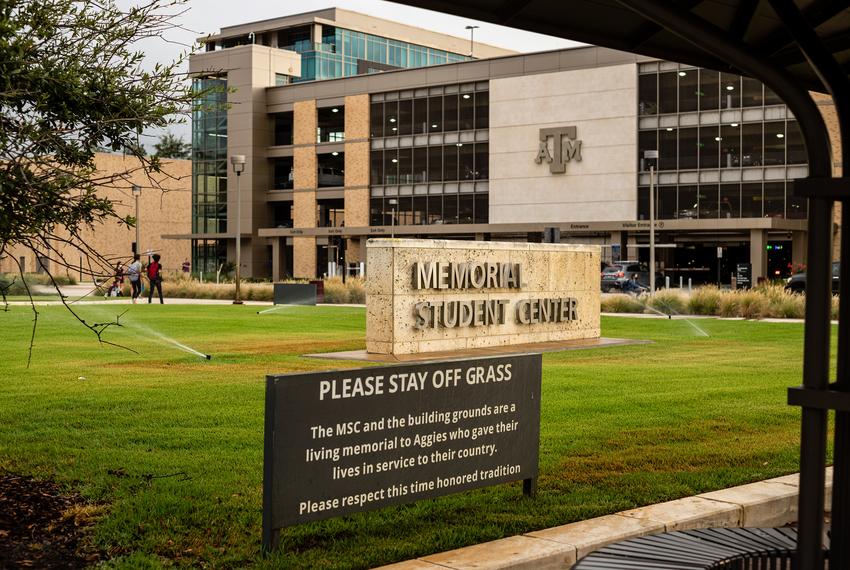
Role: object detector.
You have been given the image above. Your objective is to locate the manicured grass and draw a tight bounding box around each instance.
[0,305,834,569]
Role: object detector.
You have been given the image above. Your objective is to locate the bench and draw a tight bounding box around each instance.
[571,527,822,569]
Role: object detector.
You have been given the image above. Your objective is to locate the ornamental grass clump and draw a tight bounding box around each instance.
[601,294,645,314]
[322,277,350,304]
[647,289,687,315]
[737,290,769,319]
[719,293,741,318]
[687,286,721,315]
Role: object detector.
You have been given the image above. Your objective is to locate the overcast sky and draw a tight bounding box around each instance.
[123,0,582,147]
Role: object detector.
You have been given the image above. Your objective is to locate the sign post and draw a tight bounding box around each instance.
[263,354,542,552]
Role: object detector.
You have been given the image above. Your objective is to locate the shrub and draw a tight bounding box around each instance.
[647,289,687,315]
[322,277,350,304]
[601,294,645,314]
[738,290,768,319]
[688,286,721,315]
[763,287,805,319]
[719,294,741,318]
[346,277,366,304]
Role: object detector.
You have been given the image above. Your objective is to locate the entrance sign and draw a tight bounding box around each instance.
[263,354,542,551]
[366,239,601,355]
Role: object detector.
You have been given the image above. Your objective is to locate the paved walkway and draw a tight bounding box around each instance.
[377,468,832,570]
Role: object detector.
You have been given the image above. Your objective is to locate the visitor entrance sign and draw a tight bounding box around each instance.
[262,353,542,550]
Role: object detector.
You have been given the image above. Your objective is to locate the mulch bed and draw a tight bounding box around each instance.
[0,473,101,569]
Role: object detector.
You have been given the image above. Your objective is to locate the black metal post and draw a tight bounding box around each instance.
[767,3,850,568]
[616,3,834,568]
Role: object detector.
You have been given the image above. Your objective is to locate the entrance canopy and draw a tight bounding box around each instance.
[390,0,850,92]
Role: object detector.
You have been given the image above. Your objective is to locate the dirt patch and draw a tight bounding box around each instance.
[0,473,102,569]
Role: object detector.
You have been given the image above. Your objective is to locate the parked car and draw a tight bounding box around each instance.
[601,262,647,292]
[785,262,840,293]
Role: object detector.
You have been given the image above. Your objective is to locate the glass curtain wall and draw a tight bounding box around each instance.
[290,26,471,83]
[191,77,228,273]
[370,84,488,226]
[638,65,807,220]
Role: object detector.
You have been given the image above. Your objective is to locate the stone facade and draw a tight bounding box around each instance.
[366,239,601,355]
[488,64,638,225]
[812,92,843,261]
[0,153,191,278]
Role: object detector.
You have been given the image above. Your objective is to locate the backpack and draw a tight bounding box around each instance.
[147,261,160,280]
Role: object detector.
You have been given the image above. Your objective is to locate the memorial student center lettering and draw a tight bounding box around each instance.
[411,261,580,329]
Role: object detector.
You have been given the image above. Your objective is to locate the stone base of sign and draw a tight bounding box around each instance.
[307,337,648,363]
[366,239,601,355]
[375,467,833,570]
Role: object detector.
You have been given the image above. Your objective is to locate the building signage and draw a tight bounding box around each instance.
[411,261,579,330]
[535,126,582,173]
[263,354,542,550]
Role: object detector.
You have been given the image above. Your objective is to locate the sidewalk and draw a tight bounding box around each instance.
[377,468,832,570]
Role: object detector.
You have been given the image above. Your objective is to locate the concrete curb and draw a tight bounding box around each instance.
[375,467,832,570]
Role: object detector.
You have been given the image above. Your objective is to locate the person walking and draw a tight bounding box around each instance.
[127,254,143,303]
[147,253,164,304]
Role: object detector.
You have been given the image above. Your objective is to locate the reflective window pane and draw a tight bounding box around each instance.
[678,185,698,218]
[428,145,442,181]
[384,101,398,136]
[443,144,458,181]
[397,148,412,184]
[720,73,741,109]
[370,102,383,137]
[679,69,699,112]
[742,77,763,107]
[658,72,678,114]
[657,186,677,219]
[474,193,488,223]
[474,142,488,179]
[741,183,762,217]
[679,128,698,169]
[763,182,785,218]
[699,125,720,169]
[659,128,677,170]
[741,123,762,166]
[412,147,427,183]
[719,184,740,218]
[459,142,474,180]
[413,98,427,134]
[787,121,806,164]
[444,93,459,131]
[698,184,719,218]
[699,69,719,111]
[475,91,489,129]
[639,74,658,115]
[428,96,442,132]
[763,121,785,165]
[720,123,741,168]
[459,92,475,130]
[397,99,412,136]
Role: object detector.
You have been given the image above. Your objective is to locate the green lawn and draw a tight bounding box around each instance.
[0,304,834,569]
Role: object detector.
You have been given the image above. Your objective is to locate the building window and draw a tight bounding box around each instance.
[317,152,344,187]
[271,157,294,190]
[273,112,293,146]
[317,106,344,143]
[191,76,227,240]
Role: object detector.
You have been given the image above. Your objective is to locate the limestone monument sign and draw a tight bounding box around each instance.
[366,238,601,355]
[263,353,542,551]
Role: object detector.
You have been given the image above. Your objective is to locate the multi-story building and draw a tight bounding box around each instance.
[178,8,841,285]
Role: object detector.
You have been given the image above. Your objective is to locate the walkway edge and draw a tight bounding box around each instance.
[374,467,833,570]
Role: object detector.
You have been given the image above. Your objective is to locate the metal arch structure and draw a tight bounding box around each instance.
[384,1,850,568]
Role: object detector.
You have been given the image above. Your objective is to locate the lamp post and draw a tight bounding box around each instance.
[465,25,479,57]
[132,185,141,256]
[230,155,246,305]
[644,150,659,294]
[388,198,398,238]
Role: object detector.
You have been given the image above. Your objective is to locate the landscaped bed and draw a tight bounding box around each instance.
[0,305,833,568]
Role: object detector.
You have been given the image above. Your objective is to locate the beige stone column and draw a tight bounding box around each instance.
[271,237,281,281]
[292,100,317,278]
[344,94,370,271]
[750,229,768,283]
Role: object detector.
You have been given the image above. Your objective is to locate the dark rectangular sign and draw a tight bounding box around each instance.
[736,263,752,290]
[263,353,542,550]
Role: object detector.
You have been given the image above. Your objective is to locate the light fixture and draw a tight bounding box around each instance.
[456,142,463,147]
[389,117,396,123]
[391,127,397,131]
[776,133,785,138]
[731,123,739,127]
[715,136,722,141]
[462,94,471,99]
[666,127,674,132]
[391,158,398,163]
[331,108,339,113]
[678,71,687,77]
[431,123,438,128]
[132,184,141,197]
[331,151,339,156]
[726,85,735,91]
